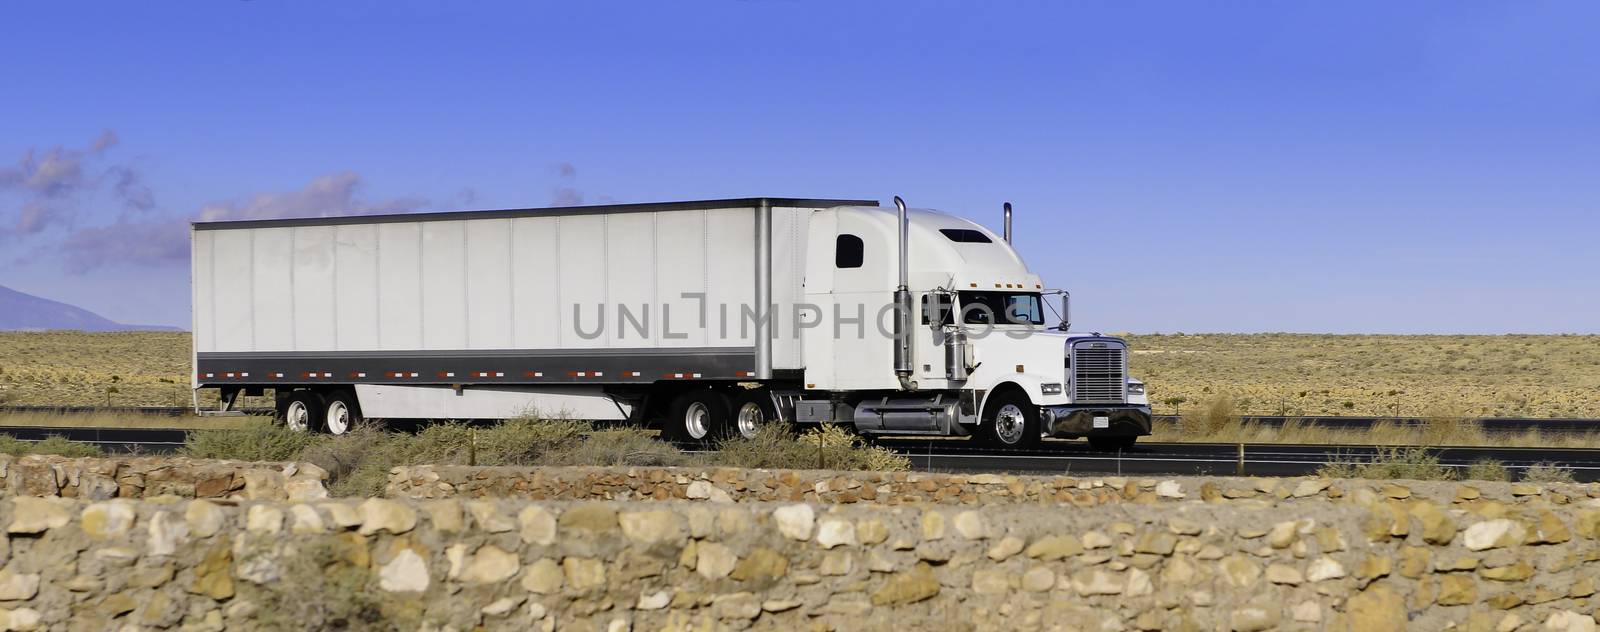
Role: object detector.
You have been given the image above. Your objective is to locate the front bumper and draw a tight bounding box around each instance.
[1041,405,1152,438]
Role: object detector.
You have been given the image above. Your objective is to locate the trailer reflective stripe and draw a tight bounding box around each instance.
[273,373,284,379]
[240,373,249,378]
[628,371,641,377]
[523,371,543,378]
[741,371,756,377]
[495,372,504,378]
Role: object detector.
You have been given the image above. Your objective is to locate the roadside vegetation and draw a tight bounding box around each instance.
[1128,333,1600,418]
[7,332,1600,418]
[1158,394,1600,450]
[0,434,103,458]
[1314,450,1571,484]
[0,411,253,429]
[182,417,911,496]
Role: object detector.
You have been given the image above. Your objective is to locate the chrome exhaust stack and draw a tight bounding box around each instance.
[1003,201,1012,243]
[893,196,915,390]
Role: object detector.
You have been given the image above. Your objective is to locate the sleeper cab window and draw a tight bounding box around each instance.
[836,234,864,268]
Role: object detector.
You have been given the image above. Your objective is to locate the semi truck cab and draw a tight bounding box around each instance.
[794,200,1152,449]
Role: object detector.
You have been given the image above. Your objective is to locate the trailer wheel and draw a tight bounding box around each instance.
[731,390,777,440]
[666,389,729,446]
[981,390,1039,448]
[323,390,362,436]
[1088,436,1137,452]
[279,391,324,433]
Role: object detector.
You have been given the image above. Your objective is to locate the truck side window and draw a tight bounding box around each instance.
[921,293,953,325]
[835,234,864,268]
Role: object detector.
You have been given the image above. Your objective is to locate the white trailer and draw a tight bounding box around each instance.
[192,197,1151,449]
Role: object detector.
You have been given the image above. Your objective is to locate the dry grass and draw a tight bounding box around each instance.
[183,417,911,497]
[1522,462,1576,484]
[0,330,269,409]
[5,331,1600,425]
[1316,447,1455,481]
[0,434,104,458]
[0,412,255,429]
[1154,394,1600,448]
[1129,333,1600,418]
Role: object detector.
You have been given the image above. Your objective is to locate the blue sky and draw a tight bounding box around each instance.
[2,1,1596,333]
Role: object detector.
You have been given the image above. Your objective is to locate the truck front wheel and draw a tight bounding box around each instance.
[666,389,729,447]
[981,391,1040,449]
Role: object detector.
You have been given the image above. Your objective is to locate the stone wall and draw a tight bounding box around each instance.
[384,463,1600,509]
[0,469,1598,630]
[0,455,328,502]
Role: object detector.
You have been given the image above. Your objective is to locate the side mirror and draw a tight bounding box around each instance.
[1057,293,1071,331]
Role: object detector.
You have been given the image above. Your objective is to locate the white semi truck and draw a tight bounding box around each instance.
[191,197,1151,449]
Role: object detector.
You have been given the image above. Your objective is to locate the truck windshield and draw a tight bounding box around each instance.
[958,291,1045,325]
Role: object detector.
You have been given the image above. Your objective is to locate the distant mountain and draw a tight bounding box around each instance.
[0,285,182,332]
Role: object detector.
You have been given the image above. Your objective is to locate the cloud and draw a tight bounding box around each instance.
[89,130,118,155]
[108,166,154,212]
[0,129,154,235]
[548,162,605,207]
[60,215,189,273]
[551,186,584,206]
[196,171,426,222]
[60,171,431,272]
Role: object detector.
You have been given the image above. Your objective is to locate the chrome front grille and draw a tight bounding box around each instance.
[1072,342,1126,403]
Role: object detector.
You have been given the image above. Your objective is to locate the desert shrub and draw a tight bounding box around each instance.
[318,418,606,497]
[1177,395,1240,439]
[1316,447,1454,481]
[1521,462,1576,484]
[0,434,103,457]
[1463,459,1511,482]
[474,417,591,465]
[181,421,326,462]
[1417,404,1481,446]
[714,424,910,472]
[545,427,690,467]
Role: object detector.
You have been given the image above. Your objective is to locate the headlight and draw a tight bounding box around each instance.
[1127,382,1145,395]
[1041,383,1062,395]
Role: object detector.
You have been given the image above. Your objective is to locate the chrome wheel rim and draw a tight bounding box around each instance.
[736,401,763,439]
[684,402,711,440]
[995,404,1026,444]
[285,400,310,432]
[326,400,350,435]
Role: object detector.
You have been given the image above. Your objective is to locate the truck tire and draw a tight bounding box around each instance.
[666,389,729,447]
[279,390,324,433]
[981,391,1040,449]
[1089,436,1137,452]
[730,390,776,440]
[323,390,363,436]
